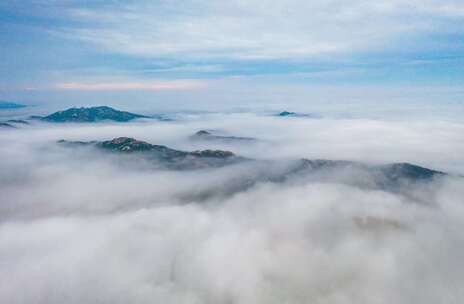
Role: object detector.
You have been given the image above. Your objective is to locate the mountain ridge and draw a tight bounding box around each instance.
[58,137,244,169]
[42,106,148,122]
[0,101,26,109]
[58,136,446,179]
[56,136,451,203]
[190,130,256,142]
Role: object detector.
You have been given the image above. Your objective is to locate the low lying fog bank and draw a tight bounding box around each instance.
[1,113,464,303]
[2,113,464,172]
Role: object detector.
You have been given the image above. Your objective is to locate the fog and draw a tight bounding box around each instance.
[1,113,464,303]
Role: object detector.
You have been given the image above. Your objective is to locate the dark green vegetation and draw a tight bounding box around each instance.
[42,106,148,122]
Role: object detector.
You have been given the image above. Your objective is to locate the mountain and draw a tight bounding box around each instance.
[278,111,298,116]
[6,119,29,125]
[190,130,256,142]
[0,119,29,129]
[0,101,26,109]
[58,137,244,170]
[183,158,446,203]
[58,136,446,187]
[0,122,15,129]
[289,159,444,183]
[276,111,321,118]
[56,136,450,203]
[42,106,148,122]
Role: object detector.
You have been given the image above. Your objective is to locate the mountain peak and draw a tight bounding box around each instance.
[100,137,155,152]
[42,106,147,123]
[276,111,321,118]
[278,111,297,116]
[190,130,255,142]
[191,149,235,158]
[59,137,242,170]
[195,130,211,136]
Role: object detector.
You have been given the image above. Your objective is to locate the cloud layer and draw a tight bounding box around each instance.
[61,0,464,59]
[54,80,207,91]
[1,0,463,98]
[1,113,464,303]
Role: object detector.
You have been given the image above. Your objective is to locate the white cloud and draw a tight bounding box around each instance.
[54,80,208,91]
[1,113,464,303]
[58,0,464,60]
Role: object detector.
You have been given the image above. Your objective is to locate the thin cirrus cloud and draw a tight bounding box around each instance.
[54,80,208,91]
[1,0,464,96]
[59,0,464,60]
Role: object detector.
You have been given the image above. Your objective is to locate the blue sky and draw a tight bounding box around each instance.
[0,0,463,109]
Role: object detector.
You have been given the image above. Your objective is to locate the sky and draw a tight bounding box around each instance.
[0,0,463,109]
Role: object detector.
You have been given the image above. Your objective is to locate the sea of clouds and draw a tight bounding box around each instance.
[1,112,464,303]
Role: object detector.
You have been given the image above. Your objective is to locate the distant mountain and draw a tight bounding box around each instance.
[190,130,256,142]
[276,111,321,118]
[42,106,148,122]
[0,101,26,109]
[278,111,297,116]
[0,122,15,129]
[0,119,29,129]
[289,159,444,183]
[6,119,29,125]
[58,137,244,170]
[29,115,44,120]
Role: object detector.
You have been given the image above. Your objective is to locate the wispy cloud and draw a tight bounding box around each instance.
[1,0,464,92]
[56,0,464,60]
[54,80,208,91]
